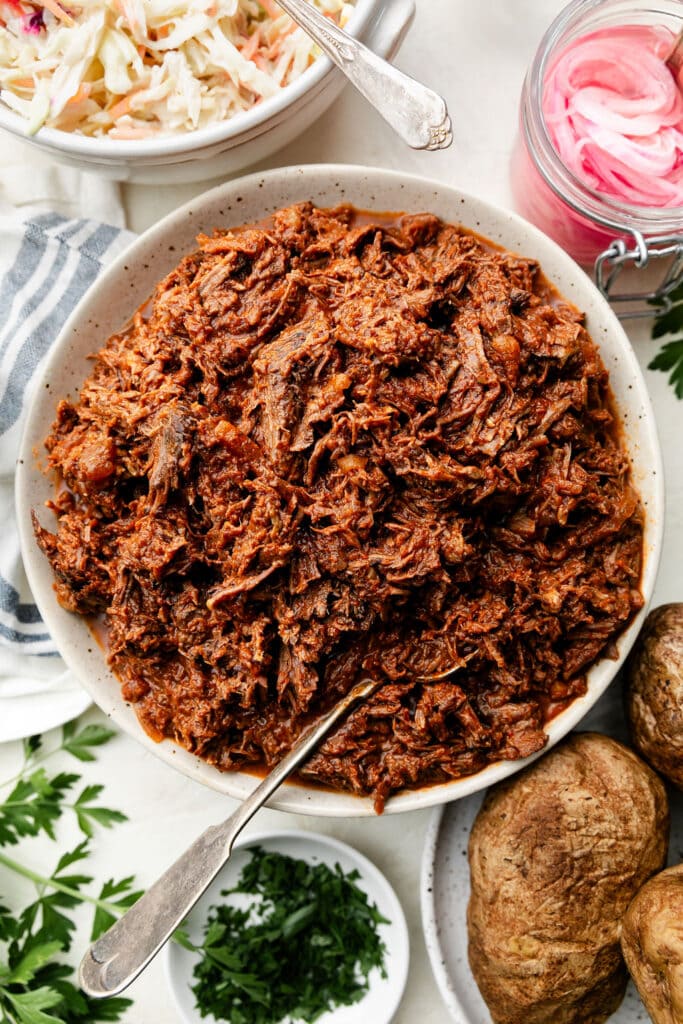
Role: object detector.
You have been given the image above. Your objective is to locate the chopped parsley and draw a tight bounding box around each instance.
[189,847,389,1024]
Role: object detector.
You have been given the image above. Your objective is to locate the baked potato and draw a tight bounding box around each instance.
[624,603,683,788]
[467,732,669,1024]
[620,863,683,1024]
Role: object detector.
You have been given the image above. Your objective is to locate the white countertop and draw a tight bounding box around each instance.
[2,1,682,1022]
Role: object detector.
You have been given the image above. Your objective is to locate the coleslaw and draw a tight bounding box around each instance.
[0,0,354,137]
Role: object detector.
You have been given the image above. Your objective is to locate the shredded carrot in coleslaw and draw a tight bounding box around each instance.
[0,0,354,137]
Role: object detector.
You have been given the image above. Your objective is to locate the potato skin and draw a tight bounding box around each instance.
[625,603,683,788]
[620,863,683,1024]
[467,732,669,1024]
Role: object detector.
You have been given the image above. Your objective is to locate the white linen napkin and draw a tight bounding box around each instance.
[0,135,136,742]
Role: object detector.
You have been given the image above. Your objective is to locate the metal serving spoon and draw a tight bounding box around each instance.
[79,676,382,998]
[79,650,461,999]
[274,0,452,151]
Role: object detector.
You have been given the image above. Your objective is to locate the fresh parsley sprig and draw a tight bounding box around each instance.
[0,724,120,846]
[649,339,683,399]
[0,720,143,1024]
[649,281,683,398]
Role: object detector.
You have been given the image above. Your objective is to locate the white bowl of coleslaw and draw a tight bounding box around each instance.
[0,0,413,182]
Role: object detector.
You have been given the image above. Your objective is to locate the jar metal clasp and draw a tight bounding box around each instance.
[594,229,683,319]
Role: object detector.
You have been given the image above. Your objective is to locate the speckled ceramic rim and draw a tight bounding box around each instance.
[0,0,378,159]
[420,806,460,1021]
[16,163,665,817]
[163,828,410,1024]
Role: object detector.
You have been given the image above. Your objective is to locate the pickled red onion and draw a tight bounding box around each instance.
[543,24,683,207]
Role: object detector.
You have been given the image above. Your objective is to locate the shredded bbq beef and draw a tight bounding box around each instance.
[35,203,644,811]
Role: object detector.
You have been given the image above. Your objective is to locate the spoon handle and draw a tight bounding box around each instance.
[275,0,452,150]
[79,676,380,999]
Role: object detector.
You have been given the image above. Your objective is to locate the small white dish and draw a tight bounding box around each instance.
[419,689,683,1024]
[165,829,410,1024]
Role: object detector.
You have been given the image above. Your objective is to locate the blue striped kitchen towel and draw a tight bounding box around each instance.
[0,201,135,739]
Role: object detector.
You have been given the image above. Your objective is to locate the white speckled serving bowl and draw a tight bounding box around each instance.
[16,164,664,816]
[0,0,413,184]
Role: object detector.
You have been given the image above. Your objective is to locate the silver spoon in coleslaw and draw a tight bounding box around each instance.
[271,0,452,150]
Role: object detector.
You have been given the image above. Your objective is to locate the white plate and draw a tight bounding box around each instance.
[165,829,410,1024]
[16,163,664,815]
[420,689,683,1024]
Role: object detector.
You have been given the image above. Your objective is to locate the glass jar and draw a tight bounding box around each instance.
[511,0,683,315]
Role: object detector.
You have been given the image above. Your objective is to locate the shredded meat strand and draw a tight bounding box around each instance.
[35,203,644,812]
